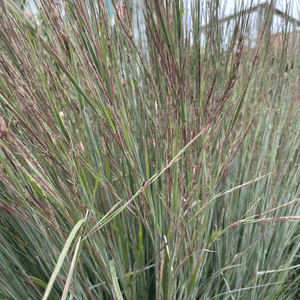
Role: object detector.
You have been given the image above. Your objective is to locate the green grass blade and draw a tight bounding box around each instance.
[42,214,88,300]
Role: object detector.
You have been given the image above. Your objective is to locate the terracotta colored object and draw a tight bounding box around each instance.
[270,30,300,55]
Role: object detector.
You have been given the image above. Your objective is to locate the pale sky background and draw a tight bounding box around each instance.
[27,0,300,48]
[222,0,300,34]
[27,1,299,18]
[223,0,299,18]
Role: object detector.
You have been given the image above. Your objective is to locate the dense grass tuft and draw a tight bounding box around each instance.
[1,0,300,299]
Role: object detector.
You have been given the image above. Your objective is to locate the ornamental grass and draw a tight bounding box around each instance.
[1,0,300,299]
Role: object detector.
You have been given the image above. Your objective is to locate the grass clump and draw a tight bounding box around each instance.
[1,0,300,299]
